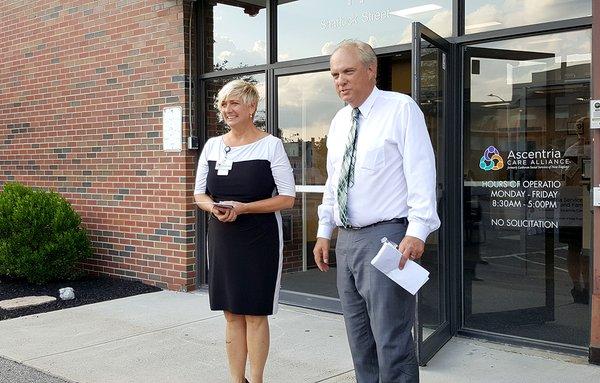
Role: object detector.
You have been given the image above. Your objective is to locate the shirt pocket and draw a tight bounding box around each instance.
[361,146,386,171]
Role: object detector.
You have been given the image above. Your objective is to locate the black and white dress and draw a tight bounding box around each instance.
[194,135,295,315]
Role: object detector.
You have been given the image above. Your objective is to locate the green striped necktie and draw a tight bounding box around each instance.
[337,107,360,227]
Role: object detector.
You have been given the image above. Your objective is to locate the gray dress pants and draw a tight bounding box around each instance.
[336,221,418,383]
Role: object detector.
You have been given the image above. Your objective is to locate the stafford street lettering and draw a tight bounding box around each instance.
[321,9,392,30]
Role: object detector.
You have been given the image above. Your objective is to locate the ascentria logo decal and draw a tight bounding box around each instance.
[479,146,504,171]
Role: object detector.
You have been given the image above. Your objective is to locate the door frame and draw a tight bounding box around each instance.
[411,21,458,366]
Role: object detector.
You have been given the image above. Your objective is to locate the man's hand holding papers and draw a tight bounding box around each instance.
[370,240,430,295]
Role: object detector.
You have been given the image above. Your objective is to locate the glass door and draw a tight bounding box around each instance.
[463,46,557,332]
[462,31,592,348]
[275,65,345,313]
[411,22,453,365]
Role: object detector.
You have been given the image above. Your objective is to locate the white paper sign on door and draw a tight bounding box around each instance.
[591,100,600,130]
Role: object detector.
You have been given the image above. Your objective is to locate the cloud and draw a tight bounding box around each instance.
[252,40,266,56]
[321,42,336,56]
[278,72,336,108]
[213,34,265,69]
[367,36,378,48]
[421,10,452,37]
[397,10,452,45]
[464,4,501,32]
[217,50,232,62]
[277,72,342,141]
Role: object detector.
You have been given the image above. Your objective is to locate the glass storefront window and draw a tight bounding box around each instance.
[204,73,266,139]
[465,0,591,34]
[278,72,343,186]
[463,29,591,346]
[277,71,343,295]
[277,0,451,62]
[204,1,267,72]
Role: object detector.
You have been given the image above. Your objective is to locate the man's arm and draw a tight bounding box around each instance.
[397,99,441,268]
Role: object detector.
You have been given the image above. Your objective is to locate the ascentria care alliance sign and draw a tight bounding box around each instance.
[478,145,580,231]
[504,149,570,170]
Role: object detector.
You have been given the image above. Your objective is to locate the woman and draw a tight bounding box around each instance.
[194,79,295,383]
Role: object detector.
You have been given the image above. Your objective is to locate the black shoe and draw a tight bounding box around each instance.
[244,379,250,383]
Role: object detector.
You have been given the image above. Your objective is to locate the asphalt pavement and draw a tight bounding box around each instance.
[0,357,72,383]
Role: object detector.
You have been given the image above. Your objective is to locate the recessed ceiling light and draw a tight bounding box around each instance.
[516,61,547,67]
[526,37,562,44]
[482,102,511,108]
[390,4,442,18]
[465,21,502,30]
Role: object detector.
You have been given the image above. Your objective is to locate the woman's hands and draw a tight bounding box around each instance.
[198,194,294,223]
[212,201,246,222]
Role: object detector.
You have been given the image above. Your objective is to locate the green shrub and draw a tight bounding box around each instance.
[0,182,92,283]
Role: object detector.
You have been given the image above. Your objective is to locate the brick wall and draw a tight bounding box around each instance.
[0,0,198,291]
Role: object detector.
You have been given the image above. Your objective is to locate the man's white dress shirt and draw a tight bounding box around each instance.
[317,87,441,242]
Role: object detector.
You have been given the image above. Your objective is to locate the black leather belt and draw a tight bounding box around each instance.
[341,217,408,230]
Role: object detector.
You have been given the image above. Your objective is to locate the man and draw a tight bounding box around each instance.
[313,40,440,383]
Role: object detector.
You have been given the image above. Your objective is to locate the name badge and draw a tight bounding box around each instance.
[220,159,233,170]
[216,159,233,176]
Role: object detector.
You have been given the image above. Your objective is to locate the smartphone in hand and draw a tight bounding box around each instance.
[213,202,234,210]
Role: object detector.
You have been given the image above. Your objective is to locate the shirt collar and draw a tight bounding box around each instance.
[355,86,379,118]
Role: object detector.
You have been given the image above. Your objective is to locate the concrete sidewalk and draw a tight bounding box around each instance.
[0,290,598,383]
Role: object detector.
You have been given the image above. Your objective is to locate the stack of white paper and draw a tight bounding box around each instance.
[370,242,430,295]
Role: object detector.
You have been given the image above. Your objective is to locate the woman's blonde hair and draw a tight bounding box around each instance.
[214,79,259,121]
